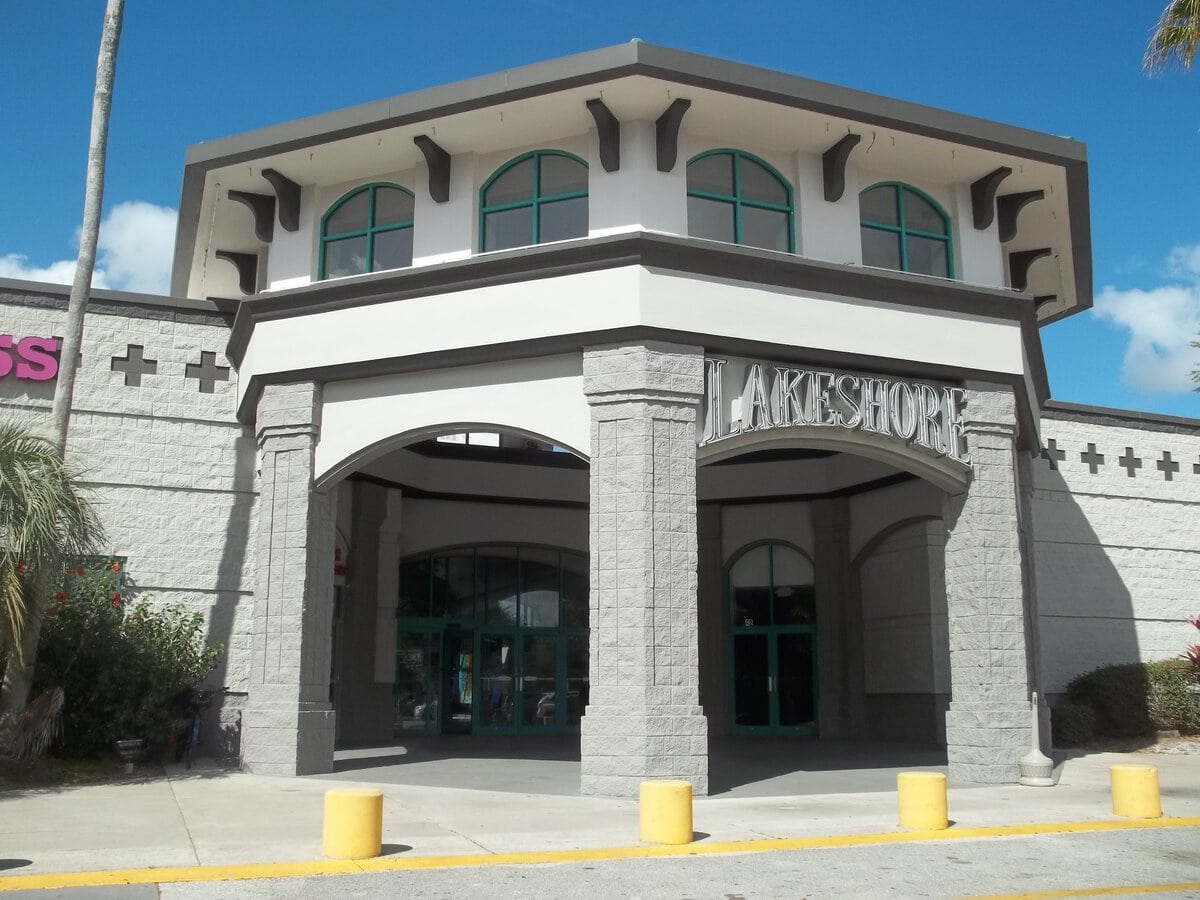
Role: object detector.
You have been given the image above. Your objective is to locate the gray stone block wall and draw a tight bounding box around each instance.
[581,342,709,797]
[943,382,1033,784]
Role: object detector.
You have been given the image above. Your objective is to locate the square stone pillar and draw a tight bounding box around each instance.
[943,382,1033,784]
[580,342,709,797]
[241,382,337,776]
[813,497,867,739]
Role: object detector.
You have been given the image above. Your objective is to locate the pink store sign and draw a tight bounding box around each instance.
[0,336,59,381]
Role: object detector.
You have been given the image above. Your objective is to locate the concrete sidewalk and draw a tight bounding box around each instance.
[1,746,1198,883]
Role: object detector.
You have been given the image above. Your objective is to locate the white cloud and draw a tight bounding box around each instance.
[1093,244,1200,394]
[0,200,176,295]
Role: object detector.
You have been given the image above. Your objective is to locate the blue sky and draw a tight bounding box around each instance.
[1,1,1197,417]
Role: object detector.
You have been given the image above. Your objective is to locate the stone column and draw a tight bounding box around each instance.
[580,342,709,797]
[943,382,1033,784]
[241,382,337,775]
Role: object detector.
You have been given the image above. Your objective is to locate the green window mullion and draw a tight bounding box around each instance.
[731,152,743,245]
[364,187,378,272]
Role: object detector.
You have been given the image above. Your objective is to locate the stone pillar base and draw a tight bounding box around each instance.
[945,701,1032,784]
[240,701,335,776]
[580,704,709,797]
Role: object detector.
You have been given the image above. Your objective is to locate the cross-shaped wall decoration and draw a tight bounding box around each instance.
[1040,439,1066,469]
[184,351,230,394]
[1118,447,1142,478]
[1079,443,1105,474]
[1156,451,1180,481]
[1193,456,1200,476]
[110,344,158,387]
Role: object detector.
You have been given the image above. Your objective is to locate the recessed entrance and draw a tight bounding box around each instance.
[728,542,817,735]
[394,545,589,736]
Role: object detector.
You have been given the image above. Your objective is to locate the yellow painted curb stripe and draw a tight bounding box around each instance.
[1,817,1197,892]
[969,882,1200,899]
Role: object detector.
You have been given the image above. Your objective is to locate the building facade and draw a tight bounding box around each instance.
[3,43,1198,796]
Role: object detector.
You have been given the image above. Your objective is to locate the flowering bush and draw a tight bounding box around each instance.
[1186,615,1200,682]
[32,559,222,758]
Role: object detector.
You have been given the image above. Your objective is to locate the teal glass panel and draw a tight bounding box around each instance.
[398,557,430,616]
[861,226,901,270]
[522,633,558,727]
[740,205,790,252]
[561,552,589,628]
[325,190,369,236]
[395,631,438,731]
[566,634,589,726]
[738,157,788,206]
[480,633,515,725]
[432,552,475,619]
[688,195,736,244]
[520,547,560,627]
[906,234,950,277]
[539,154,587,195]
[478,547,519,625]
[776,632,815,728]
[733,633,770,726]
[374,186,414,225]
[322,236,367,279]
[687,153,734,196]
[483,207,533,251]
[485,158,535,207]
[860,185,898,225]
[538,197,588,243]
[372,227,413,271]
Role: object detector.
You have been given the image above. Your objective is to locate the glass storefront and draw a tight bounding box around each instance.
[394,545,588,735]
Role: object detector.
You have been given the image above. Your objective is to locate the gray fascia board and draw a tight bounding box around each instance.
[172,40,1092,300]
[0,276,229,318]
[1044,399,1200,433]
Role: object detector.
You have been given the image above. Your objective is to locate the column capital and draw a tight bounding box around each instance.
[256,381,322,442]
[961,381,1017,438]
[582,341,704,406]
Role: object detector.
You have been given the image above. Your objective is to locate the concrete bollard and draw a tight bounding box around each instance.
[323,788,384,859]
[639,780,694,844]
[897,771,949,831]
[1110,765,1162,819]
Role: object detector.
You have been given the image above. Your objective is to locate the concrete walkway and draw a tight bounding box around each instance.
[1,743,1198,886]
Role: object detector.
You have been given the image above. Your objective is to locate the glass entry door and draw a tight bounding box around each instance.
[478,631,571,733]
[728,542,818,736]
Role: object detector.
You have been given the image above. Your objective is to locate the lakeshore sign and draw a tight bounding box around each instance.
[699,357,970,465]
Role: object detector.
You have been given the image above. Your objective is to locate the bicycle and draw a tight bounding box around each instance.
[182,689,213,770]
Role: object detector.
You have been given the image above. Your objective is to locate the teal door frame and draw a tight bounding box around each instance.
[729,625,818,736]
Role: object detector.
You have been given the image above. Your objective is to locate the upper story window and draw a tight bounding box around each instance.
[480,151,588,252]
[320,183,414,279]
[859,182,953,278]
[686,150,794,253]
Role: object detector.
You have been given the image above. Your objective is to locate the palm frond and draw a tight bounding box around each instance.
[1145,0,1200,71]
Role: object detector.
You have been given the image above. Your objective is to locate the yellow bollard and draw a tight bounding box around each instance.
[897,771,949,831]
[323,788,384,859]
[1110,765,1162,819]
[639,780,694,844]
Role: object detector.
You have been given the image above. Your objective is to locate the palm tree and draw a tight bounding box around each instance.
[50,0,125,453]
[1145,0,1200,71]
[0,422,104,727]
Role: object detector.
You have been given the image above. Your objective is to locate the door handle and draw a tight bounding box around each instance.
[768,676,775,692]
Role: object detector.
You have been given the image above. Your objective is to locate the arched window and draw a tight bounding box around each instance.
[859,182,953,278]
[319,183,414,279]
[686,150,794,253]
[480,151,588,251]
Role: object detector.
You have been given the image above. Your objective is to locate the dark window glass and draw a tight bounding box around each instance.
[326,191,370,235]
[906,234,949,277]
[903,190,945,234]
[538,196,588,242]
[859,185,898,226]
[539,154,588,195]
[861,226,902,270]
[322,236,367,279]
[566,634,589,725]
[733,634,770,726]
[374,186,415,225]
[398,558,430,617]
[688,153,733,196]
[773,584,816,626]
[776,632,815,726]
[484,207,534,252]
[485,158,535,207]
[741,206,790,252]
[687,195,736,244]
[478,546,519,625]
[561,552,589,628]
[432,552,475,619]
[372,228,413,271]
[739,156,788,206]
[520,548,560,627]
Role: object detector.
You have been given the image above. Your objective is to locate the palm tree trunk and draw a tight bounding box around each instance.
[49,0,125,454]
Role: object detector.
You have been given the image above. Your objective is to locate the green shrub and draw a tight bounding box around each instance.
[1051,703,1096,746]
[1066,663,1153,737]
[32,559,222,758]
[1145,659,1200,733]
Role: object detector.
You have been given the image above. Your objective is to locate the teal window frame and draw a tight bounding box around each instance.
[478,150,589,251]
[859,181,954,278]
[319,182,414,280]
[686,149,795,253]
